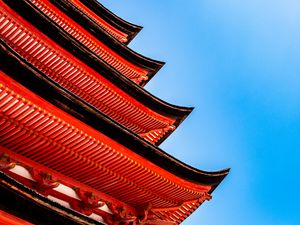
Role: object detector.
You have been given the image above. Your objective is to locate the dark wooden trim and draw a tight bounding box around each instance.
[0,41,229,188]
[79,0,142,44]
[3,0,191,144]
[5,0,164,93]
[0,172,104,225]
[48,0,164,85]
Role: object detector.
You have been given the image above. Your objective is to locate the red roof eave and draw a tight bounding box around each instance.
[0,71,215,223]
[0,2,176,145]
[0,71,212,201]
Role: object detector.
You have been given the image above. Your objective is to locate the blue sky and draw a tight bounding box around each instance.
[104,1,300,224]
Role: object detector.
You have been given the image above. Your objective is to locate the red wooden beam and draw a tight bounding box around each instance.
[0,2,176,144]
[0,71,211,208]
[28,0,148,84]
[0,210,34,225]
[69,0,128,43]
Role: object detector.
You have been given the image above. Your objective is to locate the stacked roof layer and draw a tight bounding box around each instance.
[0,1,229,225]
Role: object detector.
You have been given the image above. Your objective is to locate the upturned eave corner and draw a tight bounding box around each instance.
[78,0,143,44]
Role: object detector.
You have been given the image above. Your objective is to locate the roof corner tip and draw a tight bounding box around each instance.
[182,106,194,117]
[153,60,165,73]
[207,167,230,193]
[188,106,195,113]
[154,60,166,71]
[135,24,143,32]
[220,167,231,178]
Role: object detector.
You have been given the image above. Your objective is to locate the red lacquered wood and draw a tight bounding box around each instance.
[69,0,128,43]
[0,2,176,144]
[0,210,34,225]
[0,71,211,224]
[28,0,149,84]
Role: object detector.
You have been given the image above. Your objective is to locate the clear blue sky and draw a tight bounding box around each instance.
[104,1,300,224]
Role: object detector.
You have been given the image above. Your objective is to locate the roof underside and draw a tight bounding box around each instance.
[75,0,143,44]
[0,65,228,224]
[0,1,229,224]
[0,39,229,188]
[46,0,164,86]
[0,2,188,145]
[22,0,157,85]
[49,0,164,86]
[0,172,105,225]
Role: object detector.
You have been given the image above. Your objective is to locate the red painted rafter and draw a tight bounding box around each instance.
[0,3,175,145]
[0,71,211,224]
[0,148,136,217]
[70,0,128,43]
[28,0,149,84]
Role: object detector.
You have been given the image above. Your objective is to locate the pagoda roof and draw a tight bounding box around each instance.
[0,41,229,189]
[76,0,143,44]
[0,68,229,223]
[30,0,163,86]
[0,1,229,224]
[0,2,188,145]
[11,0,159,86]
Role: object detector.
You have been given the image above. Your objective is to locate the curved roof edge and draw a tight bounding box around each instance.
[0,42,229,188]
[79,0,143,44]
[46,0,163,83]
[4,0,189,126]
[0,172,104,225]
[157,107,193,145]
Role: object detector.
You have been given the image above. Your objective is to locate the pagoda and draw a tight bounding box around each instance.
[0,1,229,224]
